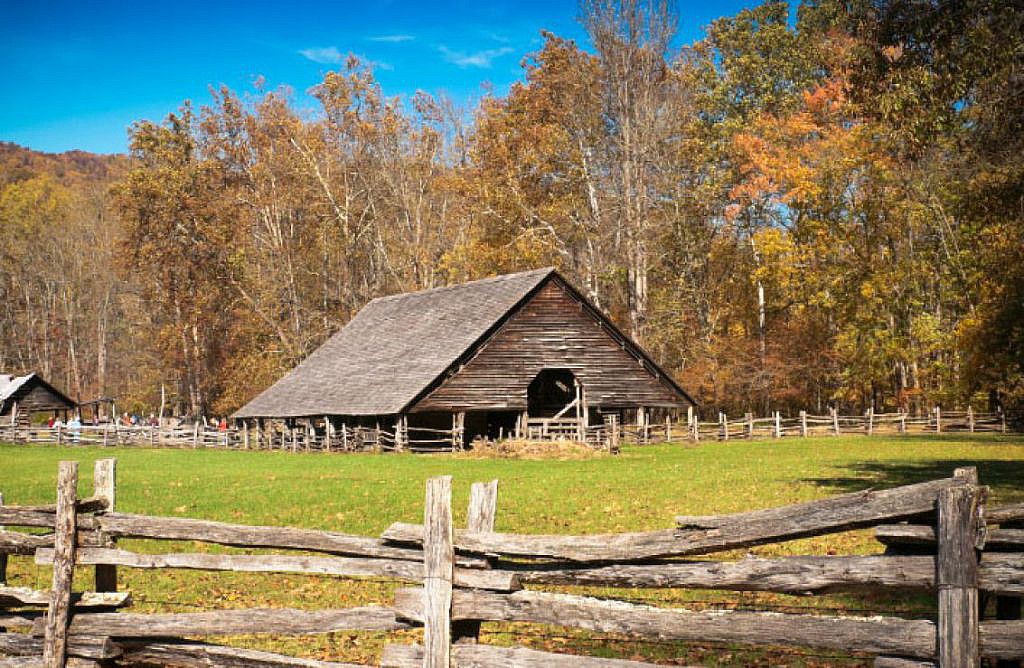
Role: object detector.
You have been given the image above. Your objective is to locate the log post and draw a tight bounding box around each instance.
[832,407,840,435]
[94,458,117,593]
[935,406,943,434]
[866,407,874,436]
[255,420,263,450]
[936,468,982,667]
[453,480,498,645]
[800,410,808,437]
[1000,407,1007,434]
[720,412,728,441]
[0,492,6,585]
[342,423,349,451]
[192,421,199,448]
[102,423,108,447]
[665,415,672,442]
[900,412,907,434]
[774,411,782,439]
[243,421,250,450]
[686,405,694,432]
[43,460,78,668]
[746,412,754,439]
[967,406,975,433]
[422,476,453,668]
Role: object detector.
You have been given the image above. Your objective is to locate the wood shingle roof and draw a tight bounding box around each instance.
[234,268,554,418]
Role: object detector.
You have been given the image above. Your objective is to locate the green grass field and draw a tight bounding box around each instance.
[3,434,1023,665]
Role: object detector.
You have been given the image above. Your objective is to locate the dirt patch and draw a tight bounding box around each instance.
[457,438,609,460]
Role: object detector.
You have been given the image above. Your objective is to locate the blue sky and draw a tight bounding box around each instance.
[1,0,761,155]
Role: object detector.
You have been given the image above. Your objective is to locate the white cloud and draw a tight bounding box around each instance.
[368,34,414,43]
[298,46,345,64]
[438,45,514,69]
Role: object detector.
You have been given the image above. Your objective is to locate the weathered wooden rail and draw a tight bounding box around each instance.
[1,460,1022,666]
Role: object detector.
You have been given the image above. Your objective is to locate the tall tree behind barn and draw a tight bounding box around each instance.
[233,268,695,447]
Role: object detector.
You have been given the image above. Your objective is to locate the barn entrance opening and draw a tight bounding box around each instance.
[527,369,578,418]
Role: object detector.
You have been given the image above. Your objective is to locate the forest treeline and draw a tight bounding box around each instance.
[2,0,1021,418]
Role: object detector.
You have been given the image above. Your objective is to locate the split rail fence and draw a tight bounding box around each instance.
[2,459,1023,666]
[0,406,1017,454]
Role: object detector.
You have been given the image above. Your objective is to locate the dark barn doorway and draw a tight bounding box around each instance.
[528,368,578,417]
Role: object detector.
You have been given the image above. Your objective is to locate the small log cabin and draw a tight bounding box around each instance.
[233,268,695,448]
[0,372,77,428]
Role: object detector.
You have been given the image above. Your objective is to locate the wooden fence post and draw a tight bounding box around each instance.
[999,407,1007,434]
[665,415,672,442]
[746,412,754,439]
[192,421,199,448]
[422,476,453,668]
[0,492,6,586]
[453,480,498,646]
[866,407,874,436]
[800,411,808,437]
[43,460,78,668]
[935,406,943,434]
[937,467,982,667]
[774,411,782,439]
[967,406,975,433]
[94,458,117,593]
[720,412,728,441]
[899,412,907,434]
[832,407,840,435]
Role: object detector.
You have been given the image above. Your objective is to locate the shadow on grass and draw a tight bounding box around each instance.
[804,458,1024,503]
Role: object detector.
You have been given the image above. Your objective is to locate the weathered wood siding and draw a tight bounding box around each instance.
[414,280,688,412]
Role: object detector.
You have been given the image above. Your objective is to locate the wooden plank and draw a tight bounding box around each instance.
[937,484,982,667]
[0,633,120,660]
[43,461,77,668]
[91,460,115,595]
[989,503,1024,525]
[873,658,935,667]
[32,607,410,637]
[392,587,939,659]
[88,512,484,564]
[115,640,363,667]
[381,643,665,667]
[878,525,1023,550]
[422,476,453,668]
[519,555,938,593]
[0,587,129,608]
[0,493,6,585]
[383,477,965,562]
[34,548,517,592]
[981,620,1024,660]
[517,552,1024,594]
[0,530,108,556]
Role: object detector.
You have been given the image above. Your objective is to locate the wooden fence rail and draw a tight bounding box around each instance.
[1,460,1022,666]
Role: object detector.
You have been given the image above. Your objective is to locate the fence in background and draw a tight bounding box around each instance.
[1,459,1023,666]
[0,406,1017,454]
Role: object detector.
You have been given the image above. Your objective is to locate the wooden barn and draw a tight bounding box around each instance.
[0,372,77,428]
[233,268,695,449]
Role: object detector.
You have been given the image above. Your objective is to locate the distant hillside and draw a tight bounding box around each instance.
[0,141,127,187]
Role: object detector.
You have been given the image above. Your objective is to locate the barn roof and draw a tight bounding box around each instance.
[234,268,556,418]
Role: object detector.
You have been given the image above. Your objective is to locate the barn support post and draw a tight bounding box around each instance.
[451,412,465,451]
[422,476,453,668]
[93,458,117,593]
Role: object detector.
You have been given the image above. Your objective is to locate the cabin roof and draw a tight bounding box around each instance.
[233,267,695,419]
[234,268,555,418]
[0,372,77,414]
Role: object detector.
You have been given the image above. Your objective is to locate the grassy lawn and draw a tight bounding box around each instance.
[3,433,1023,665]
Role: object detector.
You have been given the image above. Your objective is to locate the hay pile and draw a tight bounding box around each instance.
[458,438,608,460]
